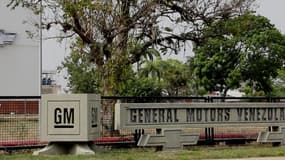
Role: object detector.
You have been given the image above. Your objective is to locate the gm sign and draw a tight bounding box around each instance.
[47,101,80,135]
[0,30,16,47]
[41,94,101,142]
[54,108,74,128]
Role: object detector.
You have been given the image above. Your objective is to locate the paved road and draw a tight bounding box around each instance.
[213,157,285,160]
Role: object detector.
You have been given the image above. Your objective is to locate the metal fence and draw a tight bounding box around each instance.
[1,96,285,149]
[0,96,42,150]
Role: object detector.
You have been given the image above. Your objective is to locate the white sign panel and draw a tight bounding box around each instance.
[47,101,80,135]
[115,103,285,129]
[0,0,40,96]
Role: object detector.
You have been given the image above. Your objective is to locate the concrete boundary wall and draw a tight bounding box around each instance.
[115,103,285,129]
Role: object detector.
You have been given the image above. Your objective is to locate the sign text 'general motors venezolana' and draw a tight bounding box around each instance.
[115,103,285,129]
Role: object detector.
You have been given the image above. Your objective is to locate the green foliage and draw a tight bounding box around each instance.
[139,59,193,96]
[194,14,285,96]
[270,69,285,97]
[59,48,101,94]
[240,85,266,97]
[119,77,162,97]
[59,41,161,96]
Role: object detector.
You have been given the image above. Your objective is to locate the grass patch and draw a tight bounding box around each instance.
[1,145,285,160]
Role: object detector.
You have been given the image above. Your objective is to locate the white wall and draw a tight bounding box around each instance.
[0,1,40,96]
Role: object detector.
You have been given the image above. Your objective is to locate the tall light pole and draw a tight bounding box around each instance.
[39,1,43,97]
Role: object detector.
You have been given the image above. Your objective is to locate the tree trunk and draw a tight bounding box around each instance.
[119,0,130,50]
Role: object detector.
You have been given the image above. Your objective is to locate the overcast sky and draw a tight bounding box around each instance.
[41,0,285,89]
[258,0,285,32]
